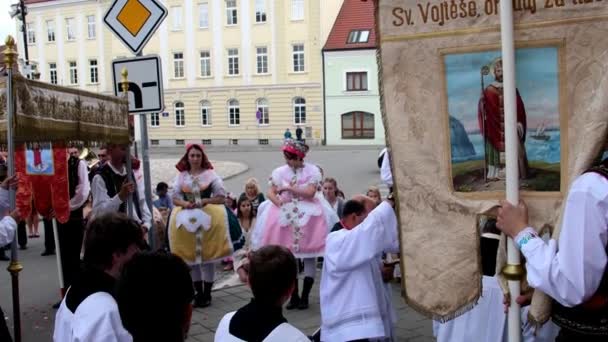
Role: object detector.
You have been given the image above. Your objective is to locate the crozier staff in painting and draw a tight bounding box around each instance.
[478,58,529,181]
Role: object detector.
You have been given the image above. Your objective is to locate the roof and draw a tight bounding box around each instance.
[24,0,53,4]
[323,0,377,51]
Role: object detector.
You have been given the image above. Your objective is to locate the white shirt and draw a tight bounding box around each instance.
[53,292,132,342]
[380,149,393,188]
[433,276,559,342]
[516,172,608,307]
[70,159,91,211]
[320,202,398,342]
[91,162,151,228]
[0,188,16,247]
[214,312,310,342]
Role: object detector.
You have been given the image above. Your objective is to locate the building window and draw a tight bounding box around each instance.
[49,63,57,84]
[227,48,239,75]
[228,99,240,126]
[346,30,370,44]
[150,112,160,127]
[255,0,267,23]
[292,44,305,72]
[256,98,269,125]
[27,23,35,44]
[200,51,211,77]
[47,20,55,42]
[173,52,184,78]
[291,0,304,20]
[342,112,375,139]
[175,102,186,127]
[256,46,268,74]
[199,3,209,28]
[226,0,238,26]
[200,101,211,126]
[69,61,78,84]
[172,6,183,30]
[89,59,98,84]
[87,15,96,39]
[293,97,306,124]
[151,139,160,145]
[66,18,76,41]
[176,139,185,145]
[346,72,368,91]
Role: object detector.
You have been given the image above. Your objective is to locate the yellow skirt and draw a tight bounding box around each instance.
[168,204,234,265]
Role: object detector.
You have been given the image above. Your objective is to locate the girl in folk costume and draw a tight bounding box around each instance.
[168,144,244,308]
[252,139,338,310]
[233,195,257,283]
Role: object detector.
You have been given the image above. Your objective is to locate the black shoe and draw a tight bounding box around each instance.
[286,280,300,310]
[0,254,9,261]
[19,245,27,250]
[41,250,55,256]
[298,277,314,310]
[52,301,61,309]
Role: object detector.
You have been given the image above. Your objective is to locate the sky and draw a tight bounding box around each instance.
[0,1,18,42]
[445,47,560,133]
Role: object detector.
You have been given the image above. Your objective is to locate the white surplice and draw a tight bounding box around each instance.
[214,312,310,342]
[53,292,132,342]
[432,276,559,342]
[320,202,398,342]
[380,148,393,188]
[515,172,608,307]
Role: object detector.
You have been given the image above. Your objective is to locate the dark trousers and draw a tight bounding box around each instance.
[43,218,55,252]
[556,328,607,342]
[17,221,27,248]
[0,305,12,342]
[57,217,85,289]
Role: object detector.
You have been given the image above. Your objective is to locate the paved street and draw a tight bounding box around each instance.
[0,146,435,341]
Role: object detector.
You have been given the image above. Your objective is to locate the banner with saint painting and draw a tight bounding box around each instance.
[446,46,562,193]
[377,0,608,322]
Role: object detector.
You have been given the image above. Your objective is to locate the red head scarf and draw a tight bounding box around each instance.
[282,139,308,159]
[175,143,213,172]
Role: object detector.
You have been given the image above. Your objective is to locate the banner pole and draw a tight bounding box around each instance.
[121,68,134,219]
[4,35,23,342]
[499,1,524,342]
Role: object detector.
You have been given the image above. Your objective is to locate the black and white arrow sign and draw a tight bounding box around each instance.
[112,55,164,114]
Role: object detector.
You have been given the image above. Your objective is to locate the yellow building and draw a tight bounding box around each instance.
[20,0,343,146]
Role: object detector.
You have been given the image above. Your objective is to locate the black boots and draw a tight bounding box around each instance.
[193,281,213,308]
[286,277,315,310]
[298,277,314,310]
[286,280,300,310]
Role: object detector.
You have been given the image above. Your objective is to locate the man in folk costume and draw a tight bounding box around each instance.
[478,58,529,181]
[320,195,399,341]
[50,146,90,309]
[91,144,151,235]
[498,159,608,341]
[252,139,338,310]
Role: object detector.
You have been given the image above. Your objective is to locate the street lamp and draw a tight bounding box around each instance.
[9,1,30,70]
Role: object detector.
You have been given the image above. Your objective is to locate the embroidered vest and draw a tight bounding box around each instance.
[551,162,608,336]
[96,164,142,221]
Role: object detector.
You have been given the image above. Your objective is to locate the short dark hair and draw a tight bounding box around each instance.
[117,252,193,342]
[82,213,144,270]
[342,200,366,217]
[156,182,169,192]
[249,245,297,305]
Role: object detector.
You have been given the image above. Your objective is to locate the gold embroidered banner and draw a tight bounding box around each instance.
[378,0,608,322]
[0,74,129,144]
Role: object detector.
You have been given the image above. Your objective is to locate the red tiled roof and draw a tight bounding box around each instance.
[323,0,377,51]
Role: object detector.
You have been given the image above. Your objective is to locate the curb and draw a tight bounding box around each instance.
[221,163,250,181]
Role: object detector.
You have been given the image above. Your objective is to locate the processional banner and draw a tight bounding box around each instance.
[377,0,608,322]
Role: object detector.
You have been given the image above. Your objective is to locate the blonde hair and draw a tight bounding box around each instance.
[244,177,260,195]
[366,186,381,200]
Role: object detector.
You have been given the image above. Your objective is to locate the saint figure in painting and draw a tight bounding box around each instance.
[478,58,529,181]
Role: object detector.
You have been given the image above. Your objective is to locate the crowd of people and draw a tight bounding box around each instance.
[0,138,606,342]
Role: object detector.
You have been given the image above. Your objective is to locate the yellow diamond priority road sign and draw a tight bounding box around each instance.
[104,0,167,55]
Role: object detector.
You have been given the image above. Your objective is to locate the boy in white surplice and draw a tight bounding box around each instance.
[320,195,399,342]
